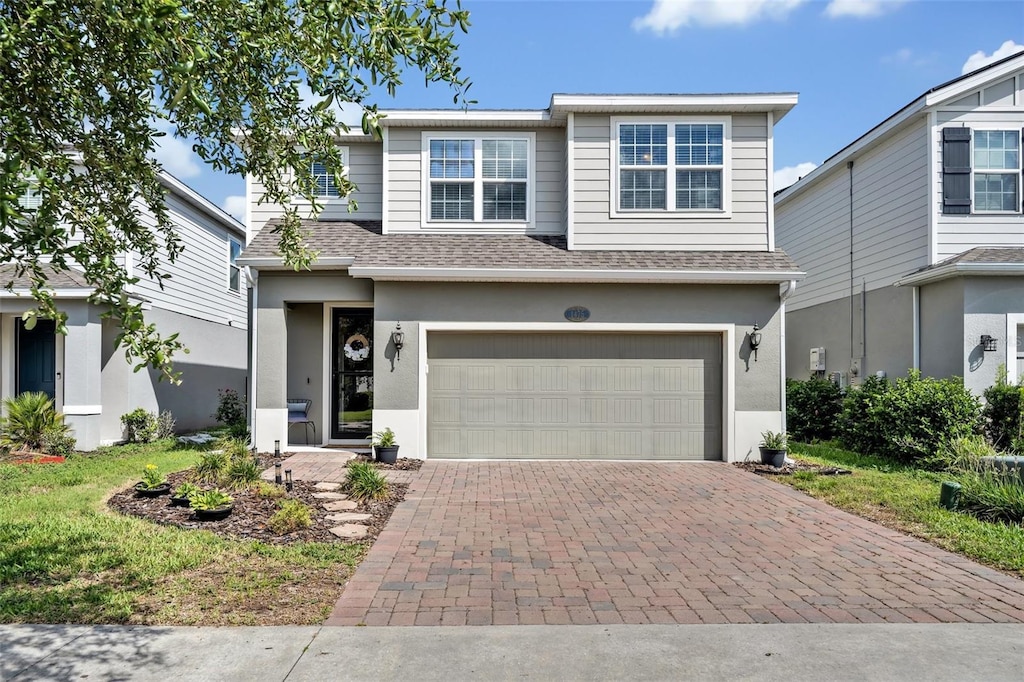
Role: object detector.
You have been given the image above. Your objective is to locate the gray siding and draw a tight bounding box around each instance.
[571,113,770,250]
[249,140,384,232]
[131,192,248,329]
[777,120,930,311]
[385,127,566,234]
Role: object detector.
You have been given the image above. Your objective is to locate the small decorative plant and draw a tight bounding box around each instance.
[760,431,788,451]
[227,457,262,488]
[121,408,156,444]
[214,388,246,428]
[370,428,397,448]
[195,450,230,484]
[1,392,73,454]
[174,481,201,498]
[190,488,233,511]
[140,463,168,489]
[346,461,389,501]
[268,499,312,534]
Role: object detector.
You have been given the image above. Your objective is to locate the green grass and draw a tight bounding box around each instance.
[787,442,1024,578]
[0,440,362,624]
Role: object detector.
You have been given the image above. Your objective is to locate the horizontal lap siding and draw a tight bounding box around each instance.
[934,108,1024,260]
[131,194,248,329]
[571,113,769,250]
[777,121,929,311]
[387,127,565,234]
[248,141,384,232]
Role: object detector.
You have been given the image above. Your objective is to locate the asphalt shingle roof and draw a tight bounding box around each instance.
[0,264,91,289]
[910,247,1024,275]
[243,220,800,273]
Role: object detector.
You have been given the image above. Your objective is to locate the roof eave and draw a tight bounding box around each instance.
[895,262,1024,287]
[347,266,805,284]
[238,256,356,270]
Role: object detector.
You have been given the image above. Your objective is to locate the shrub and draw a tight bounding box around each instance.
[41,425,76,457]
[841,372,982,463]
[227,457,262,488]
[227,422,250,443]
[1,392,71,453]
[345,461,389,501]
[922,434,997,472]
[268,499,312,534]
[174,481,201,499]
[121,408,157,443]
[155,411,177,439]
[217,437,251,462]
[190,489,233,511]
[139,463,167,489]
[957,466,1024,524]
[195,450,230,483]
[214,388,246,428]
[254,480,286,499]
[983,367,1021,452]
[786,378,843,442]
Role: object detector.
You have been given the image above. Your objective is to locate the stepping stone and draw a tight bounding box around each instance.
[313,482,340,491]
[326,512,372,523]
[177,433,217,445]
[313,492,349,500]
[329,524,368,540]
[323,500,359,511]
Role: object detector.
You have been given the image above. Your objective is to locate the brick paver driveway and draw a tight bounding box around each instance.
[326,461,1024,626]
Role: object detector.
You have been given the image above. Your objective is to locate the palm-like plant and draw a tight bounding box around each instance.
[1,392,70,452]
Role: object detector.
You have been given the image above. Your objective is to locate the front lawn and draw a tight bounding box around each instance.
[784,442,1024,579]
[0,441,362,625]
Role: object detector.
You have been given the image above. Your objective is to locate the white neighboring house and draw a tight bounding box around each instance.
[1,173,248,449]
[240,92,806,461]
[776,52,1024,395]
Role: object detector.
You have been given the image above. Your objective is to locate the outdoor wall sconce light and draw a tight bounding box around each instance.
[749,323,763,361]
[981,335,998,352]
[391,322,405,359]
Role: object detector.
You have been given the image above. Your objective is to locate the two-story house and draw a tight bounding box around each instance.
[1,172,249,449]
[776,52,1024,395]
[240,93,803,460]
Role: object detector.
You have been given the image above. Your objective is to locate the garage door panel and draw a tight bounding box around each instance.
[427,333,722,460]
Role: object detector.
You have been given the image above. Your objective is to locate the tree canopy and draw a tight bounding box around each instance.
[0,0,470,381]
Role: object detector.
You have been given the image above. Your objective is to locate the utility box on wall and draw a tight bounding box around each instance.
[809,347,826,373]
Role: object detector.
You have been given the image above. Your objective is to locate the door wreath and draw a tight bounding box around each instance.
[343,333,370,362]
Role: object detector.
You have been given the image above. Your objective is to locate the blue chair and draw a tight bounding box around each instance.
[287,399,316,444]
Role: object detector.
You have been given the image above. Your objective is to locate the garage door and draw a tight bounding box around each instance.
[427,332,722,460]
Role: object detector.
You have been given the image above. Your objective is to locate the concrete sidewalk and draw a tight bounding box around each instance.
[3,624,1023,681]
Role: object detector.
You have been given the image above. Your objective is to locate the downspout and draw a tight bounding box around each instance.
[246,266,259,444]
[912,285,920,371]
[847,160,856,379]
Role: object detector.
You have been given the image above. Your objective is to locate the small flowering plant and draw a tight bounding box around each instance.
[140,463,168,489]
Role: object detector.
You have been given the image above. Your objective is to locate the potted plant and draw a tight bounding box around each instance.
[170,481,200,507]
[370,428,400,465]
[135,463,172,497]
[190,489,234,521]
[759,431,788,468]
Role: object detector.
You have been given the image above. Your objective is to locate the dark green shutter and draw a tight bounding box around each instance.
[942,127,971,215]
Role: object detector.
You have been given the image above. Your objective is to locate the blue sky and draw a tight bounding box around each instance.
[160,0,1024,223]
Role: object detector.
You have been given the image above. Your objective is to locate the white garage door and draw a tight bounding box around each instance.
[427,332,722,460]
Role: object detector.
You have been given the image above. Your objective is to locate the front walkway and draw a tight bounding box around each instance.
[326,461,1024,626]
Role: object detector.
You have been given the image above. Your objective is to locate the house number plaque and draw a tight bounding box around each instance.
[564,306,591,322]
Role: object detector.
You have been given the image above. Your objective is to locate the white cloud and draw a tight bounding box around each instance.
[824,0,905,18]
[222,195,246,223]
[633,0,807,34]
[880,47,934,68]
[152,119,202,179]
[961,40,1024,75]
[775,162,818,190]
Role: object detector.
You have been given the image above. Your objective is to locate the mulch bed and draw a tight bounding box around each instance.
[108,454,408,545]
[735,459,852,477]
[349,455,423,471]
[1,450,66,465]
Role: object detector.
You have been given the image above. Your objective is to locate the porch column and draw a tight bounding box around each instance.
[254,296,288,453]
[62,303,103,449]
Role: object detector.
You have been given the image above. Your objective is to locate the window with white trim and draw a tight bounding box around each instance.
[615,120,728,214]
[973,130,1020,212]
[425,134,531,224]
[310,160,340,198]
[228,239,242,293]
[18,182,41,210]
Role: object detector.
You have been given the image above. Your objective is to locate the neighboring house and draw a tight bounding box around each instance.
[1,173,248,449]
[240,93,803,461]
[776,52,1024,396]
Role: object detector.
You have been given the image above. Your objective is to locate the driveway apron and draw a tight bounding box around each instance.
[326,461,1024,626]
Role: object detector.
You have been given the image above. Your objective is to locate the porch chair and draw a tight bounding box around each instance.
[286,399,316,445]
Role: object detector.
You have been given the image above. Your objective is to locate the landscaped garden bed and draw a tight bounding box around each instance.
[734,459,851,477]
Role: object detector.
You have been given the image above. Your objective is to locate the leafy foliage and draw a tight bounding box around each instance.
[957,466,1024,525]
[140,463,167,489]
[268,499,312,535]
[922,434,997,472]
[173,481,201,499]
[227,457,262,489]
[253,480,286,500]
[0,392,72,453]
[370,427,398,447]
[983,366,1021,452]
[121,408,157,444]
[0,0,471,381]
[345,461,389,501]
[194,450,230,484]
[839,372,982,464]
[759,430,787,450]
[40,425,76,457]
[786,378,843,442]
[155,410,177,439]
[214,389,246,428]
[189,488,233,511]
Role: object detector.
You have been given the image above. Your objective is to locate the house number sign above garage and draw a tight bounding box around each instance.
[564,306,591,322]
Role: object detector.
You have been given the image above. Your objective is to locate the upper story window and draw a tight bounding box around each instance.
[228,239,242,293]
[17,182,41,210]
[942,127,1022,215]
[423,133,533,226]
[311,160,340,198]
[613,118,730,217]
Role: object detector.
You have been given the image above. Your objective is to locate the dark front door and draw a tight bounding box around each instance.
[331,309,373,440]
[17,319,56,400]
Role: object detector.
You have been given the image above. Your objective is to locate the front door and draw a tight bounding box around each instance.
[331,309,373,440]
[17,319,56,400]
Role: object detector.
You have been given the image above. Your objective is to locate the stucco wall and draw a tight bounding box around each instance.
[919,278,964,382]
[285,303,324,444]
[962,277,1024,395]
